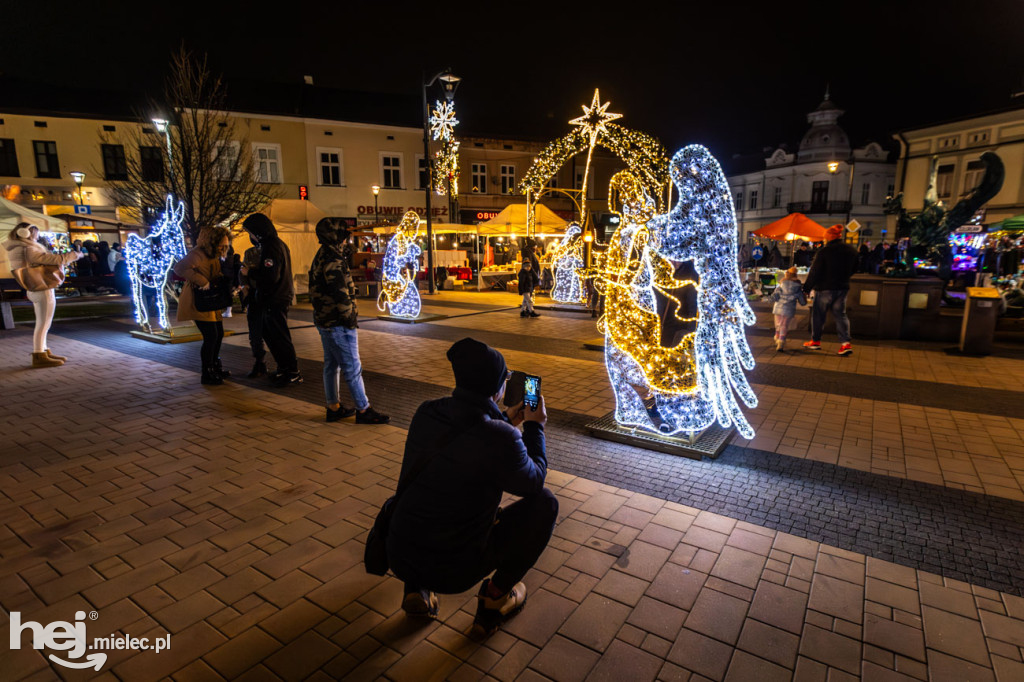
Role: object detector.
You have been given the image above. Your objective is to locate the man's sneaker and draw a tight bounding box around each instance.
[472,578,527,636]
[272,371,303,386]
[803,340,821,350]
[326,405,356,422]
[837,343,853,356]
[402,589,439,619]
[528,312,540,317]
[355,406,390,424]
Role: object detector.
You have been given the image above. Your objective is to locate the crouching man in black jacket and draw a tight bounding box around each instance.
[387,338,558,635]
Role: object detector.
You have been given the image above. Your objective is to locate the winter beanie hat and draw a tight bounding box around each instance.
[447,338,508,398]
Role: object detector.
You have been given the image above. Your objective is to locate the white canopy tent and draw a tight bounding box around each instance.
[478,203,569,236]
[0,198,64,280]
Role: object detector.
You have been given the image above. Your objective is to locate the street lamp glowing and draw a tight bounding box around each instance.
[69,172,85,207]
[438,71,462,102]
[827,161,840,174]
[152,118,168,133]
[371,185,380,196]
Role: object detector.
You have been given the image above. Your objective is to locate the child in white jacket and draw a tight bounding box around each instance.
[769,267,807,351]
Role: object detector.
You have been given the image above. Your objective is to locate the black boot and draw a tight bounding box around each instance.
[247,360,267,378]
[201,367,224,385]
[214,358,231,379]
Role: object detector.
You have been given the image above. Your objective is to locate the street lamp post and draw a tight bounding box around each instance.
[422,68,461,294]
[828,157,856,227]
[371,184,380,224]
[69,171,85,207]
[153,117,173,197]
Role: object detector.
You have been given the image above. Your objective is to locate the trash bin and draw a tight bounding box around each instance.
[960,287,1000,355]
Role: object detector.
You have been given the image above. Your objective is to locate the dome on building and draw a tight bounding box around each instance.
[797,93,850,162]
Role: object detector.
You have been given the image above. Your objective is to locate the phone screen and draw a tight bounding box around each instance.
[524,374,541,409]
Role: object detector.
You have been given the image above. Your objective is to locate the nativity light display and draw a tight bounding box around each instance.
[377,211,423,318]
[428,100,460,199]
[595,147,757,439]
[124,195,187,331]
[550,223,586,303]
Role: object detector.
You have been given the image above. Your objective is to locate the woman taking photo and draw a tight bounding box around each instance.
[2,222,83,367]
[173,226,231,385]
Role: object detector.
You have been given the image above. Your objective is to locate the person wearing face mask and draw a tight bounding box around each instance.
[2,223,84,367]
[173,226,232,385]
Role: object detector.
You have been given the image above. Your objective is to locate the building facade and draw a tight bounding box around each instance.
[892,103,1024,229]
[727,95,896,247]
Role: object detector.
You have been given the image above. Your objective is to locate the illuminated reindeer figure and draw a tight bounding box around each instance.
[124,196,187,331]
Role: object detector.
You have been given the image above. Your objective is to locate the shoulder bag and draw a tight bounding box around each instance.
[193,276,234,312]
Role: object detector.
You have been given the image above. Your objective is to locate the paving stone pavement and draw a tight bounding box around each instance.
[1,294,1024,681]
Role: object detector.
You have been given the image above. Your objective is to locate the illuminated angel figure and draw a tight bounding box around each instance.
[376,211,423,318]
[550,222,586,303]
[124,195,187,331]
[597,147,757,439]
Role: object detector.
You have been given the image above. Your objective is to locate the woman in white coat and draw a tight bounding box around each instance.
[2,223,83,367]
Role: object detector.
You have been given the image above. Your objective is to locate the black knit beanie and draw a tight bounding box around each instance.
[447,338,507,398]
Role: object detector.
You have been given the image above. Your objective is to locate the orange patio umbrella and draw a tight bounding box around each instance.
[752,213,827,242]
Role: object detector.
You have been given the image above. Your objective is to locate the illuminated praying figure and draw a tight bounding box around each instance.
[377,211,423,318]
[550,223,586,303]
[596,146,757,439]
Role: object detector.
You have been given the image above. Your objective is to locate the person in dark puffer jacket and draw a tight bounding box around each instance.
[387,338,557,635]
[241,213,300,385]
[308,218,389,424]
[803,225,859,356]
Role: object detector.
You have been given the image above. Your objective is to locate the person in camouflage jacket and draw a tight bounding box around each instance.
[309,218,389,424]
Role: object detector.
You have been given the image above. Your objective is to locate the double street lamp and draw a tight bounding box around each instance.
[422,68,461,294]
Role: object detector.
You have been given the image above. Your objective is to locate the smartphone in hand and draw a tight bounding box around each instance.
[523,374,541,409]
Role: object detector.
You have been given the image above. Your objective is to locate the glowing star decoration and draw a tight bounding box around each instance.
[596,147,757,440]
[569,89,623,206]
[550,223,586,304]
[429,100,460,198]
[124,196,187,331]
[377,211,423,318]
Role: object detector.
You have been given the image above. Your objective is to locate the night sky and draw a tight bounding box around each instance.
[6,1,1023,166]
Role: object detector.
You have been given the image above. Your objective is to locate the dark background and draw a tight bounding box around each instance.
[4,0,1023,165]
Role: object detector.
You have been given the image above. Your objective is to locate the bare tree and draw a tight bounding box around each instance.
[103,48,277,241]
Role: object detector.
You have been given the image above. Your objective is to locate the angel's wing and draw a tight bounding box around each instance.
[671,145,758,438]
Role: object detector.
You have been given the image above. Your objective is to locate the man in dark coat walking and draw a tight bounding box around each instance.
[803,225,859,356]
[242,213,300,385]
[387,338,557,635]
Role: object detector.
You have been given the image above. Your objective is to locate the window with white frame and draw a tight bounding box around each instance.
[735,191,743,209]
[253,143,281,184]
[500,164,515,194]
[772,186,782,208]
[936,164,954,198]
[380,153,403,189]
[471,163,487,193]
[416,155,427,190]
[860,182,871,205]
[317,147,343,186]
[748,189,758,210]
[962,160,986,195]
[214,141,240,181]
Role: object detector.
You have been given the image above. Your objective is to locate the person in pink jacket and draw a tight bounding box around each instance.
[2,223,83,367]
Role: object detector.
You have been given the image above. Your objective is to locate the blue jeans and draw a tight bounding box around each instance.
[811,289,851,344]
[318,326,369,410]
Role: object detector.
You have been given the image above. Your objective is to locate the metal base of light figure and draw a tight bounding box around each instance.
[586,411,732,460]
[129,324,236,344]
[375,313,449,324]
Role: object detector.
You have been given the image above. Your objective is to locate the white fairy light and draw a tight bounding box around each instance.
[377,211,423,318]
[596,147,757,439]
[550,223,586,303]
[124,195,187,331]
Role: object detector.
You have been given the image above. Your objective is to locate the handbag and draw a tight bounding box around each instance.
[364,425,460,576]
[193,276,234,312]
[12,265,64,292]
